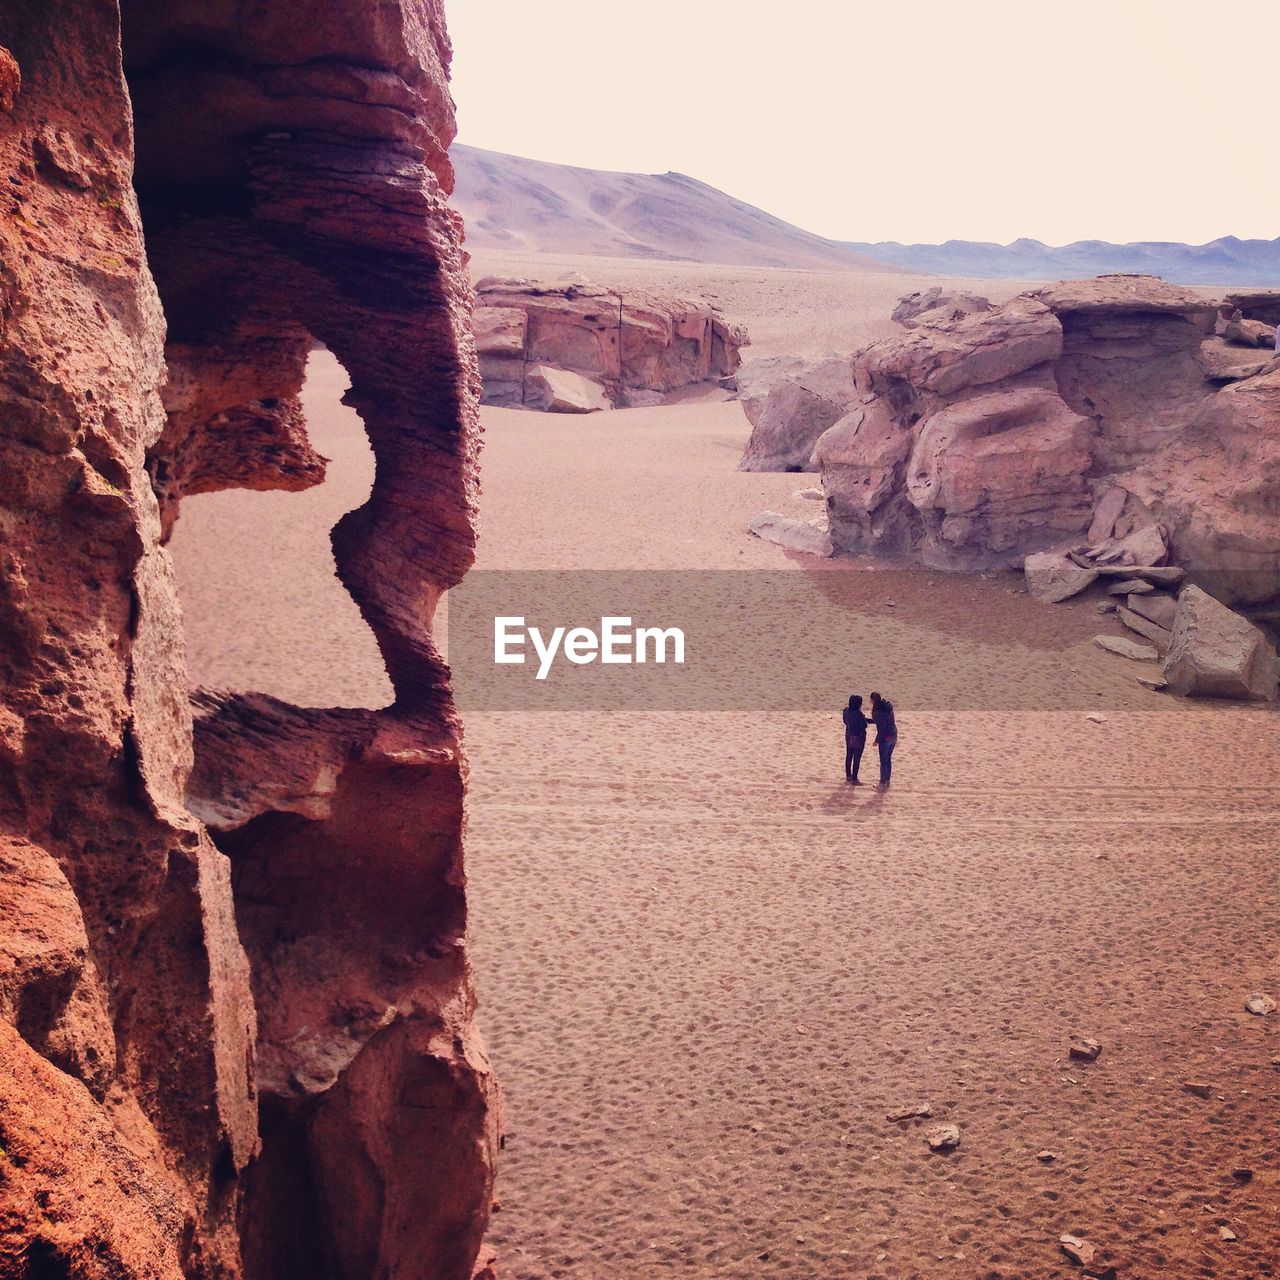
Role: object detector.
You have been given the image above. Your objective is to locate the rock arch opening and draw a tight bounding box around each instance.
[113,1,500,1273]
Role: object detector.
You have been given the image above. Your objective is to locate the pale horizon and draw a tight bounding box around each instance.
[448,0,1280,247]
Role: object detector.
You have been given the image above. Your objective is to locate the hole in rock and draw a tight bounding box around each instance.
[168,348,394,710]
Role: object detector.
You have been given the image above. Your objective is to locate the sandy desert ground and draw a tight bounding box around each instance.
[169,259,1279,1279]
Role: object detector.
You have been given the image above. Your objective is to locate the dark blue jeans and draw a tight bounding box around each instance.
[878,738,895,784]
[845,736,865,780]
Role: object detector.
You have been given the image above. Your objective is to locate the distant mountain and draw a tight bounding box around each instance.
[450,145,894,272]
[842,235,1280,287]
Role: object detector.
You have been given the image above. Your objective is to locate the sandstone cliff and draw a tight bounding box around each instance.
[474,278,747,411]
[0,3,497,1278]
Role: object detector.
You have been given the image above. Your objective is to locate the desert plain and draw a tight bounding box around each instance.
[170,252,1280,1279]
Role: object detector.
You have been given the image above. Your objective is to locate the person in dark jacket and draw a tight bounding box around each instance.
[841,694,868,783]
[869,691,897,788]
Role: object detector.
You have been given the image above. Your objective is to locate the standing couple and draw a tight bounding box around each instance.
[842,692,896,788]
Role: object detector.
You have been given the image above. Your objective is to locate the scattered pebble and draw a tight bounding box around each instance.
[1219,1226,1238,1242]
[1069,1037,1102,1063]
[1059,1234,1096,1267]
[1244,992,1275,1016]
[1085,712,1108,724]
[1182,1081,1212,1099]
[925,1124,960,1152]
[1036,1149,1059,1162]
[886,1102,932,1122]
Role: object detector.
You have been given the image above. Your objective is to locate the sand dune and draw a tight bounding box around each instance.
[169,260,1280,1280]
[453,145,895,272]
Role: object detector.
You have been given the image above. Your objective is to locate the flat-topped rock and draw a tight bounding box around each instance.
[474,278,747,412]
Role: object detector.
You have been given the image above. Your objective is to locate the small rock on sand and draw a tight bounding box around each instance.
[1085,712,1107,724]
[925,1123,960,1151]
[1059,1234,1096,1267]
[1219,1226,1238,1242]
[1036,1149,1059,1162]
[886,1102,932,1122]
[1182,1080,1212,1098]
[1136,674,1167,691]
[747,511,834,558]
[794,486,824,500]
[1069,1037,1102,1062]
[1245,992,1276,1016]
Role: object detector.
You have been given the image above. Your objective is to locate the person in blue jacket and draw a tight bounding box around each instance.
[869,691,897,788]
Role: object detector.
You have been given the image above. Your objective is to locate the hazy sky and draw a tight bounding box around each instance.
[448,0,1278,246]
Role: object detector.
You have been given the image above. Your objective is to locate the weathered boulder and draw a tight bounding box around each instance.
[1217,307,1277,349]
[858,295,1062,399]
[1162,586,1280,700]
[891,287,992,329]
[473,278,747,411]
[739,353,857,471]
[747,511,834,557]
[525,363,611,413]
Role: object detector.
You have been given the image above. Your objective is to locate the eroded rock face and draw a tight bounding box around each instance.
[1,1,497,1277]
[474,277,747,411]
[1,8,255,1275]
[739,353,858,472]
[759,274,1280,597]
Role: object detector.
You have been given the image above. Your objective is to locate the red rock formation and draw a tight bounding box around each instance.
[474,278,747,411]
[1,1,497,1277]
[764,275,1280,598]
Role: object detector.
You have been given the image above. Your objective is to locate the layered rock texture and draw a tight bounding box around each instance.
[1,2,497,1277]
[474,278,747,411]
[746,277,1280,603]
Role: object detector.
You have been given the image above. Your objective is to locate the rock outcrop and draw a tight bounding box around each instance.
[1,2,497,1278]
[738,353,858,471]
[474,277,747,411]
[753,275,1280,601]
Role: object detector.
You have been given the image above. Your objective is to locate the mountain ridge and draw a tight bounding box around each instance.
[450,145,895,272]
[843,233,1280,285]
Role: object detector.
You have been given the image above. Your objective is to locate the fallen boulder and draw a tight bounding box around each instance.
[1163,586,1280,700]
[524,363,611,414]
[1025,551,1098,603]
[748,511,834,558]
